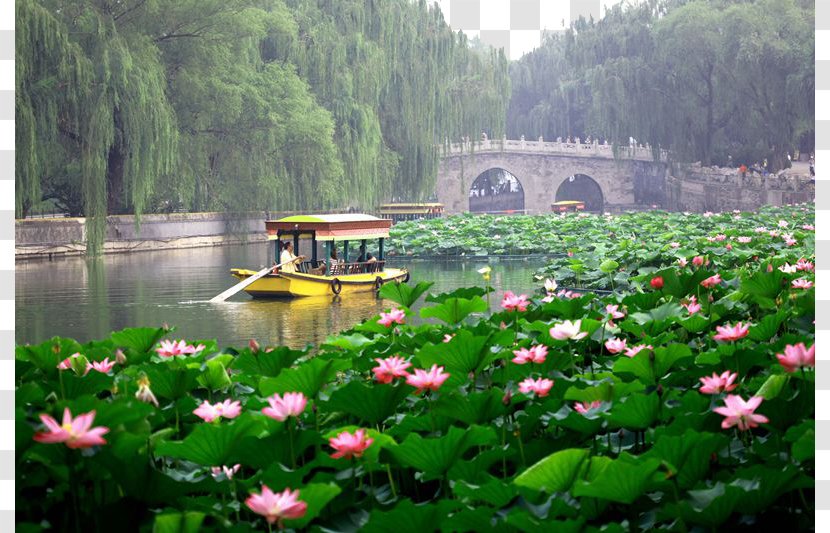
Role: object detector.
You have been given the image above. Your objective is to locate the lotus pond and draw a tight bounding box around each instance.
[388,205,815,291]
[16,206,815,531]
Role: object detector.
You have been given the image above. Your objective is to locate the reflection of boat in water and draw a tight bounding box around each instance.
[210,293,386,349]
[229,214,409,298]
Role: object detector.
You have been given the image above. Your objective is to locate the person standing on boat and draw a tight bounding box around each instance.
[278,241,305,273]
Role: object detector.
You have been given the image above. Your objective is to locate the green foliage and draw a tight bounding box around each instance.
[507,0,814,168]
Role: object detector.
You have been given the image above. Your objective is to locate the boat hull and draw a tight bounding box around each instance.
[229,268,409,298]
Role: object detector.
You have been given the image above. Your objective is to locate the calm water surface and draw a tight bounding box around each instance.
[16,244,540,349]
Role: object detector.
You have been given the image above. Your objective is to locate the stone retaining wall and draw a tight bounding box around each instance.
[666,164,814,212]
[16,212,268,260]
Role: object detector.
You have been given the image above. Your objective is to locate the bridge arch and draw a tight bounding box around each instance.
[555,174,604,212]
[468,168,525,214]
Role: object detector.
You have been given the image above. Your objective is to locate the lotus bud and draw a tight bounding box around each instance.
[502,389,513,405]
[162,323,171,332]
[115,348,127,365]
[249,339,260,353]
[52,344,61,354]
[767,264,773,273]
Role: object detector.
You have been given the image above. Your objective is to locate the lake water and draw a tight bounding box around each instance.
[16,244,542,349]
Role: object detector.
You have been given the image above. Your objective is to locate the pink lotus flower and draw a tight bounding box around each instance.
[501,291,530,312]
[776,343,815,372]
[567,251,574,257]
[549,320,588,341]
[796,259,814,272]
[737,236,752,244]
[33,408,109,449]
[699,370,739,394]
[725,244,733,251]
[714,234,727,242]
[156,339,205,358]
[443,334,455,343]
[791,278,813,289]
[372,356,412,383]
[624,344,653,357]
[573,400,603,414]
[216,399,242,419]
[249,339,260,352]
[211,464,241,481]
[605,337,627,354]
[556,289,579,299]
[785,237,798,247]
[769,230,780,237]
[650,276,664,290]
[700,274,722,289]
[606,305,625,320]
[777,220,789,228]
[329,428,373,459]
[677,258,688,267]
[670,242,680,248]
[713,395,769,431]
[115,349,127,365]
[57,353,91,376]
[511,344,548,364]
[692,255,706,267]
[802,224,815,230]
[245,485,307,526]
[405,365,450,393]
[682,295,702,315]
[89,358,116,374]
[713,322,750,342]
[378,308,406,327]
[262,392,307,422]
[703,211,714,217]
[193,399,242,423]
[754,226,768,233]
[518,377,554,397]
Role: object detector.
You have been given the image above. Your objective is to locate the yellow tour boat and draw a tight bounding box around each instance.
[551,200,586,213]
[229,214,409,298]
[378,202,444,223]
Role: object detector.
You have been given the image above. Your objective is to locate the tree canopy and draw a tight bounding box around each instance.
[16,0,510,252]
[507,0,814,171]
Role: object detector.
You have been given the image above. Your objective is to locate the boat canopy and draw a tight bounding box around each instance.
[265,214,392,242]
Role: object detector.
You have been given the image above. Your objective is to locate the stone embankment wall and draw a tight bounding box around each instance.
[665,164,814,212]
[16,212,268,260]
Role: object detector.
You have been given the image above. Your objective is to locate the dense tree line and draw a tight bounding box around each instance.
[507,0,814,171]
[16,0,509,252]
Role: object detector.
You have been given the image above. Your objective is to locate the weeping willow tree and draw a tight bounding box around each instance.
[507,0,814,170]
[17,0,178,254]
[17,0,510,253]
[285,0,510,204]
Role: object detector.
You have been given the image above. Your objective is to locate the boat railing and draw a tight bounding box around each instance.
[329,261,385,276]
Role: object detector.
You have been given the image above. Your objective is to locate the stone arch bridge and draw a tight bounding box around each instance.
[435,139,670,214]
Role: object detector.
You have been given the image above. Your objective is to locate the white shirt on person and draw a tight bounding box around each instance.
[280,249,298,273]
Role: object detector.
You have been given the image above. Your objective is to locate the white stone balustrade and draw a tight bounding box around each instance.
[440,139,669,162]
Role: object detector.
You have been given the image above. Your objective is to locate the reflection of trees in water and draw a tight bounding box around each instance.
[555,174,604,212]
[469,168,525,212]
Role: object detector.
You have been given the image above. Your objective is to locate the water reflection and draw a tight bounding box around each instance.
[16,244,540,349]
